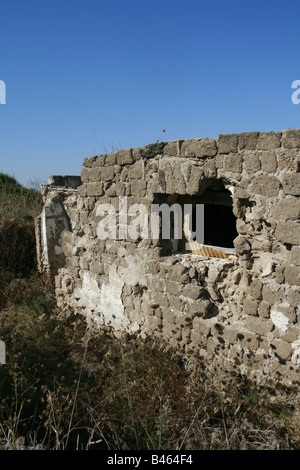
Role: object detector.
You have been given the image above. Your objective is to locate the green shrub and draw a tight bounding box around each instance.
[0,173,42,279]
[0,220,37,277]
[0,173,42,221]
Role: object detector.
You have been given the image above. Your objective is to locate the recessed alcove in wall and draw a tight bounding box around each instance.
[153,181,238,258]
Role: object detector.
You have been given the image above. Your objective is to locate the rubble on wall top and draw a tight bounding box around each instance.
[82,128,300,168]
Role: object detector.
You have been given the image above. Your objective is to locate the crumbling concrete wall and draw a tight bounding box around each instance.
[37,129,300,387]
[35,176,81,274]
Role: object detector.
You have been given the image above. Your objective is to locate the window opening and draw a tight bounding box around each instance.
[153,185,238,258]
[179,188,238,258]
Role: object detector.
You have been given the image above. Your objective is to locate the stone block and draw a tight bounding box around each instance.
[116,149,133,165]
[224,153,243,173]
[257,132,282,150]
[89,260,104,274]
[218,134,238,154]
[181,138,217,158]
[238,132,259,150]
[168,294,184,311]
[92,155,106,167]
[280,325,299,343]
[164,163,186,194]
[174,312,194,327]
[206,285,220,301]
[182,284,206,300]
[237,331,260,350]
[83,155,98,168]
[80,167,90,183]
[262,283,284,304]
[252,175,280,197]
[144,315,162,331]
[272,304,297,324]
[86,182,104,197]
[244,296,259,316]
[88,167,103,182]
[206,336,219,356]
[79,258,89,270]
[168,337,181,350]
[233,187,251,199]
[250,279,263,300]
[192,316,211,336]
[78,184,87,197]
[148,277,166,294]
[162,320,181,340]
[291,246,300,266]
[245,316,274,335]
[168,263,189,281]
[275,221,300,245]
[128,162,144,180]
[273,198,300,221]
[205,265,220,283]
[285,265,300,286]
[282,128,300,149]
[277,149,300,172]
[282,173,300,196]
[243,154,261,173]
[222,326,238,344]
[287,287,300,307]
[123,295,134,309]
[164,140,183,156]
[260,151,277,172]
[105,153,118,166]
[271,339,292,360]
[234,236,251,255]
[186,166,204,194]
[62,230,73,244]
[215,153,223,168]
[99,166,115,182]
[190,330,206,346]
[105,184,117,197]
[275,265,285,284]
[141,142,166,158]
[132,147,142,160]
[161,307,176,324]
[187,299,213,317]
[80,211,89,223]
[130,180,147,197]
[164,279,183,296]
[204,158,217,178]
[258,300,270,318]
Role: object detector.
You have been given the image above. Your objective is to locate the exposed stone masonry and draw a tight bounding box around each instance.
[36,129,300,388]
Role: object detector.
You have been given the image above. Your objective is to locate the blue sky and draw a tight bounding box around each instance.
[0,0,299,187]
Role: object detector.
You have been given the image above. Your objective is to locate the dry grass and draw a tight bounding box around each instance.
[0,172,42,222]
[0,294,299,450]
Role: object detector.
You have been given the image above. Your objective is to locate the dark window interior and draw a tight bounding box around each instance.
[191,203,238,248]
[154,184,238,255]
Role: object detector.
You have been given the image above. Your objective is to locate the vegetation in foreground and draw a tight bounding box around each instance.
[0,173,299,450]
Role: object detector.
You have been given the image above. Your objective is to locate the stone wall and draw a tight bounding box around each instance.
[36,129,300,388]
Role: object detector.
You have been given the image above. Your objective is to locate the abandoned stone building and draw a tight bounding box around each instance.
[36,129,300,388]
